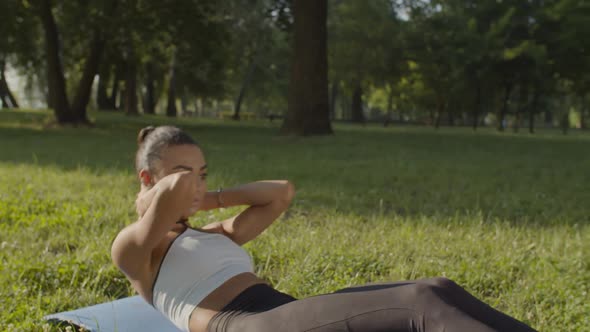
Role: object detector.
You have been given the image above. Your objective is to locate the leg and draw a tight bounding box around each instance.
[224,280,499,332]
[417,278,537,332]
[336,278,537,332]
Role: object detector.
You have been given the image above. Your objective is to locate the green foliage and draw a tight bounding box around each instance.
[3,0,590,127]
[0,110,589,331]
[328,0,405,95]
[0,0,40,69]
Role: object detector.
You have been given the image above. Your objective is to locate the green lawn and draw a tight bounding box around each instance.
[0,110,588,331]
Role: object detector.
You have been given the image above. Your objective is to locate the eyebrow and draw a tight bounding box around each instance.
[172,164,208,171]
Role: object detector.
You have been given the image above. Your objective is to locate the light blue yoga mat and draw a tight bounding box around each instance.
[44,296,182,332]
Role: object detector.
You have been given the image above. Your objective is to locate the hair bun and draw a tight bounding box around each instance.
[138,126,156,145]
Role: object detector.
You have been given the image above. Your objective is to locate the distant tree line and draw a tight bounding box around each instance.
[0,0,588,134]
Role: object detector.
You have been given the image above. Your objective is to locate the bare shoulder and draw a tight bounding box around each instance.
[111,223,150,280]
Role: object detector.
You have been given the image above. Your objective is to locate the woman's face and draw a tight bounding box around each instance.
[152,144,208,216]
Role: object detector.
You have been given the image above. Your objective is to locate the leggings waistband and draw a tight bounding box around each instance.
[207,284,296,332]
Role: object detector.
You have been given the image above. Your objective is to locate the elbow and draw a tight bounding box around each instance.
[279,180,295,207]
[285,181,295,202]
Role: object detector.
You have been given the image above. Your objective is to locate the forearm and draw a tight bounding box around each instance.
[136,186,159,217]
[200,180,294,211]
[203,180,295,245]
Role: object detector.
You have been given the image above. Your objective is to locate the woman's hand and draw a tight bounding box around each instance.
[135,171,201,219]
[135,186,158,218]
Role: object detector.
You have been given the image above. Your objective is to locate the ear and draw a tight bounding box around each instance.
[139,169,152,187]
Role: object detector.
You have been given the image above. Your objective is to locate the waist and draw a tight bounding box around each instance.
[206,281,298,332]
[189,272,270,332]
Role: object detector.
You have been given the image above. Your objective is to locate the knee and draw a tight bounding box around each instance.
[429,277,458,291]
[412,277,457,297]
[411,282,437,299]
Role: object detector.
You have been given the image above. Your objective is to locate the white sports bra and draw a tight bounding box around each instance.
[152,224,254,332]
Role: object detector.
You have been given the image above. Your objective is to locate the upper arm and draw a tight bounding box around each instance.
[111,208,178,278]
[111,191,182,278]
[111,224,150,279]
[136,170,203,246]
[133,192,180,249]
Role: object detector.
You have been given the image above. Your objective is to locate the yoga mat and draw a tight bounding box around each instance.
[43,295,182,332]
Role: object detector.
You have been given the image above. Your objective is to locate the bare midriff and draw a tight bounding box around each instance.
[139,224,269,332]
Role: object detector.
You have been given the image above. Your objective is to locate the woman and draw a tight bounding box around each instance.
[111,125,537,332]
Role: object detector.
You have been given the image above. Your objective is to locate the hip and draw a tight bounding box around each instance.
[188,272,270,332]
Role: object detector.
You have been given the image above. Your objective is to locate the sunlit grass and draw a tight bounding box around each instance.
[0,110,588,331]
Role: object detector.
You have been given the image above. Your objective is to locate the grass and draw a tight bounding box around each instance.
[0,109,588,331]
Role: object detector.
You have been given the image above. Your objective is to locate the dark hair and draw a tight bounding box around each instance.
[135,125,199,173]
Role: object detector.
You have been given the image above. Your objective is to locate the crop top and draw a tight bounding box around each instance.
[152,225,254,332]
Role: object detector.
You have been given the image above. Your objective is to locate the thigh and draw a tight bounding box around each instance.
[230,281,426,332]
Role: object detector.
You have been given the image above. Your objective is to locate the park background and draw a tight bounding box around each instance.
[0,0,589,331]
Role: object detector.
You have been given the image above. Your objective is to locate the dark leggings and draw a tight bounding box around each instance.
[207,278,537,332]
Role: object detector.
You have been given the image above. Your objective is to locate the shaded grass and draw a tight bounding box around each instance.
[0,110,588,331]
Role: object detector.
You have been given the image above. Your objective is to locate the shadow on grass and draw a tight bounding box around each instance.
[1,110,589,227]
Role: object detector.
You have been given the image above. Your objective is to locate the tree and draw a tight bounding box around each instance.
[329,0,400,123]
[34,0,118,124]
[544,0,590,131]
[38,0,74,122]
[91,0,230,116]
[0,60,19,108]
[0,0,37,109]
[281,0,332,135]
[405,2,461,128]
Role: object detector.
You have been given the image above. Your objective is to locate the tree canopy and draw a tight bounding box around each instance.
[1,0,588,133]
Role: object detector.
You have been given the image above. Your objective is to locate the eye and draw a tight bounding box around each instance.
[200,173,208,180]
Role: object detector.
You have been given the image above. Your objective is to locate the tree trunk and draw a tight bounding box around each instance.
[97,63,112,110]
[329,80,339,120]
[143,62,156,114]
[233,56,257,120]
[109,62,123,110]
[544,109,553,128]
[71,29,105,123]
[473,83,481,130]
[0,80,7,108]
[124,44,138,116]
[0,81,8,108]
[0,89,7,109]
[529,85,539,134]
[434,95,444,129]
[0,60,19,108]
[166,51,177,117]
[280,0,331,135]
[181,93,189,115]
[39,0,75,123]
[513,83,529,133]
[351,80,365,123]
[434,112,441,129]
[427,107,436,126]
[196,98,203,117]
[513,112,521,133]
[560,95,569,135]
[447,102,455,127]
[342,96,351,121]
[561,112,569,135]
[384,87,394,127]
[579,93,587,130]
[498,82,512,132]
